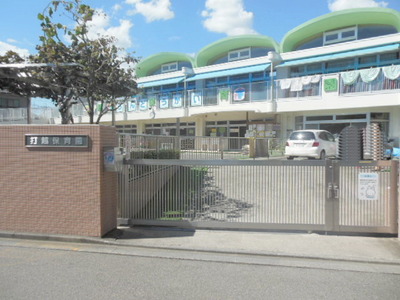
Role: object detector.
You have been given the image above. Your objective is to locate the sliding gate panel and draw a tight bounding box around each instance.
[118,159,398,234]
[120,160,328,231]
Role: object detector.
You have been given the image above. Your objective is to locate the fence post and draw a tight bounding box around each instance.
[220,137,224,159]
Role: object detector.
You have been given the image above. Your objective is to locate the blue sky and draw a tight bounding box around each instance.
[1,0,400,62]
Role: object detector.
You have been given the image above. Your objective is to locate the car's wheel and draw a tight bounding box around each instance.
[319,150,326,160]
[287,156,294,160]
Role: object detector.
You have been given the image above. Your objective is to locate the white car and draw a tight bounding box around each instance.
[284,130,336,160]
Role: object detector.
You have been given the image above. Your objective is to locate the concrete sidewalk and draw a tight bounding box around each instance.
[103,226,400,265]
[1,226,400,265]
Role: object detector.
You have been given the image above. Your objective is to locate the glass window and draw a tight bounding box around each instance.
[294,35,323,51]
[326,58,355,72]
[358,25,397,40]
[336,114,366,120]
[289,132,315,140]
[323,26,357,46]
[371,113,389,120]
[306,116,333,121]
[161,62,178,73]
[228,48,250,62]
[359,55,377,66]
[325,33,338,42]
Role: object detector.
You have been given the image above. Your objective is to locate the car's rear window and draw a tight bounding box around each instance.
[289,132,315,140]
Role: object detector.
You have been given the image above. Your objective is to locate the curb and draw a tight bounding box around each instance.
[1,230,400,266]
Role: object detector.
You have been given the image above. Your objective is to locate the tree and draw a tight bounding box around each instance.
[35,0,138,124]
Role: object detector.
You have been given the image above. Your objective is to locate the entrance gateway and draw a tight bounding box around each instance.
[117,136,398,234]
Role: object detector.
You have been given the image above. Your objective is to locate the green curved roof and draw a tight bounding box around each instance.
[195,35,280,67]
[281,8,400,53]
[135,52,195,77]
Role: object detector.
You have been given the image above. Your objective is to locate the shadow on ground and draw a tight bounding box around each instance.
[104,226,196,240]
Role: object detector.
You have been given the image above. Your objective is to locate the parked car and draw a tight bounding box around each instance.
[285,130,336,160]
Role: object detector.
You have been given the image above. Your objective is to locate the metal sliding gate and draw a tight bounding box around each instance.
[118,159,398,234]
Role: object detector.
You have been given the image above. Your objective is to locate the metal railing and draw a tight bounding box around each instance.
[118,134,285,160]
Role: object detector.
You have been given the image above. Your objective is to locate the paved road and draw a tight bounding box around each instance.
[0,239,399,300]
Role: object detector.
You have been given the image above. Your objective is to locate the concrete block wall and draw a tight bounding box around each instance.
[0,125,118,237]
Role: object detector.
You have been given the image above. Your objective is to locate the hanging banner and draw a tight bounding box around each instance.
[159,94,170,109]
[139,98,148,110]
[128,99,137,112]
[233,87,246,101]
[172,93,183,108]
[116,104,125,112]
[148,97,156,108]
[191,91,202,106]
[218,88,230,103]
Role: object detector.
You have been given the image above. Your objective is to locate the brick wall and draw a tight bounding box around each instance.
[0,125,118,237]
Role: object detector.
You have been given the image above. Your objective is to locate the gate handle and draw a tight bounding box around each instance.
[328,183,339,199]
[333,185,339,199]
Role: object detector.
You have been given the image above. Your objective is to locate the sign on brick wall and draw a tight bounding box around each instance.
[25,135,89,148]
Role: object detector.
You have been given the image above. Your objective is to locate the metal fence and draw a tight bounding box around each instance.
[119,134,285,160]
[118,150,398,234]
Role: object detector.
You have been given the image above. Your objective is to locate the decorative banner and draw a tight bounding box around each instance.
[218,88,230,102]
[358,173,379,201]
[324,78,338,92]
[139,98,148,110]
[233,87,246,101]
[172,93,183,108]
[159,94,170,109]
[191,91,202,106]
[116,104,125,112]
[148,97,156,108]
[128,99,137,112]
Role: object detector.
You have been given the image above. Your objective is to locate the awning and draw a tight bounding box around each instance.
[138,76,185,88]
[278,44,400,67]
[187,63,271,81]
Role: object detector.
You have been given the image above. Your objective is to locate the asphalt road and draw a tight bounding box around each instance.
[0,239,399,300]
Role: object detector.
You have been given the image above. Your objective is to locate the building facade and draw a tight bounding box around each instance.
[75,8,400,146]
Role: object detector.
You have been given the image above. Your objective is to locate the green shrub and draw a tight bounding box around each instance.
[130,149,180,159]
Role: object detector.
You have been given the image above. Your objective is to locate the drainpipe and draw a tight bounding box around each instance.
[267,51,282,111]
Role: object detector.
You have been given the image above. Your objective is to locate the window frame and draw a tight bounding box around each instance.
[161,62,178,73]
[323,26,357,46]
[228,48,251,62]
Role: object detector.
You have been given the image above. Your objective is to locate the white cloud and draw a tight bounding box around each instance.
[86,9,133,49]
[328,0,388,11]
[112,4,122,12]
[0,41,30,57]
[201,0,257,36]
[125,0,174,22]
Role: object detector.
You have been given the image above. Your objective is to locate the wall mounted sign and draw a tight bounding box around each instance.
[324,78,338,92]
[25,135,89,148]
[358,173,379,201]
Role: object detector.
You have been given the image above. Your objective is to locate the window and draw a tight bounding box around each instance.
[323,26,357,46]
[161,62,178,73]
[228,48,250,62]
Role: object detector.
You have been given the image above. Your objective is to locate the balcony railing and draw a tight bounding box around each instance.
[74,65,400,120]
[128,80,272,113]
[276,77,322,100]
[340,66,400,94]
[0,108,28,123]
